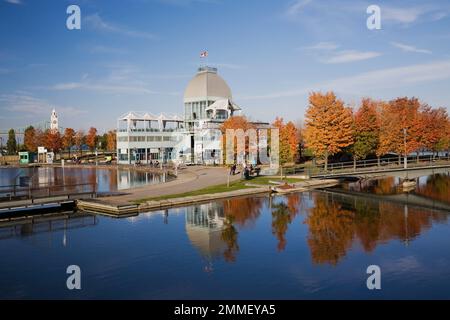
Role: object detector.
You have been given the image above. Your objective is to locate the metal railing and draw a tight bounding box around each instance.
[0,182,97,202]
[282,154,450,177]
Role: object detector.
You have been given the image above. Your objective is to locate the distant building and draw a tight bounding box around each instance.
[50,109,58,132]
[116,67,270,165]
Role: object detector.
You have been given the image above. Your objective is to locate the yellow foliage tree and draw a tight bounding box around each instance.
[304,92,354,170]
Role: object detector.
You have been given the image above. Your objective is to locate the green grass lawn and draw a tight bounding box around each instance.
[134,176,304,204]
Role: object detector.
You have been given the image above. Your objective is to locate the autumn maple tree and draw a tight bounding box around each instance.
[417,105,449,159]
[304,92,353,170]
[86,127,98,151]
[352,98,380,166]
[74,130,85,155]
[44,130,62,153]
[220,116,255,164]
[378,97,421,164]
[106,130,117,151]
[272,117,299,165]
[62,128,76,157]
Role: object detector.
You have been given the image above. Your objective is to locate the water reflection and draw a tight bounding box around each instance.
[1,187,450,299]
[416,174,450,204]
[305,192,448,265]
[0,167,172,193]
[343,173,450,205]
[0,212,97,244]
[271,194,302,251]
[185,197,264,265]
[183,190,449,267]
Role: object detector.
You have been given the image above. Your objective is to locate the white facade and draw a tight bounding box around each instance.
[117,67,269,165]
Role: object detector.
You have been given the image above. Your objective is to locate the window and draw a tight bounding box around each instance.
[129,136,145,142]
[118,136,128,142]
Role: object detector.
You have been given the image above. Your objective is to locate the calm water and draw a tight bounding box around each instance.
[0,167,172,192]
[340,173,450,204]
[1,174,450,299]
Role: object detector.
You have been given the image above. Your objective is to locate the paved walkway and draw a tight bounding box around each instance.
[104,166,241,205]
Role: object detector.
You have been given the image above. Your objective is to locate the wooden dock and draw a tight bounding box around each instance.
[0,182,98,215]
[77,187,271,217]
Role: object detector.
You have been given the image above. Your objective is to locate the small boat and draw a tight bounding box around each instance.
[402,180,417,188]
[270,184,305,194]
[402,180,417,193]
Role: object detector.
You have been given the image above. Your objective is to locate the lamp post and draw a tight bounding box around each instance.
[403,128,407,169]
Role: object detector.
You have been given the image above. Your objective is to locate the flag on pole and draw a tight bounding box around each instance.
[200,51,208,58]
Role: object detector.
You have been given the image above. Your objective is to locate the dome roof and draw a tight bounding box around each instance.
[184,67,232,102]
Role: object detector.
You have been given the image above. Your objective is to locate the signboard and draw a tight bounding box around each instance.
[150,148,159,153]
[46,152,54,164]
[38,146,47,153]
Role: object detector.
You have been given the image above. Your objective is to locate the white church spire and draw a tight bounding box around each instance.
[50,108,58,132]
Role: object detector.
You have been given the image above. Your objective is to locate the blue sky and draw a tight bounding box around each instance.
[1,0,450,133]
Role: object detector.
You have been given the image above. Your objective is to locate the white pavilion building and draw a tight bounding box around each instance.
[116,66,269,165]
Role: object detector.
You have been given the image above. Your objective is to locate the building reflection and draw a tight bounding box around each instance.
[183,190,450,268]
[185,197,264,270]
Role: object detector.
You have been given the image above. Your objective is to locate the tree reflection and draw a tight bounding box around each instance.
[305,192,449,265]
[220,197,264,262]
[416,174,450,204]
[223,197,263,228]
[305,194,355,265]
[347,177,398,195]
[221,216,239,262]
[271,194,301,251]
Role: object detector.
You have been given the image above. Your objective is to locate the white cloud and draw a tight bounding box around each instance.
[391,42,432,54]
[286,0,313,16]
[51,82,160,95]
[85,14,155,40]
[303,42,339,51]
[4,0,22,4]
[240,59,450,100]
[382,5,450,25]
[323,60,450,92]
[0,94,86,117]
[322,50,382,64]
[383,6,426,24]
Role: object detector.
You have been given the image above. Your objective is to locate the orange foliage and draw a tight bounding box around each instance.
[304,92,353,169]
[273,117,299,164]
[44,130,62,152]
[62,128,75,152]
[86,127,98,151]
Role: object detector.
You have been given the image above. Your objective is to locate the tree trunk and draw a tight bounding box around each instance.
[417,151,420,163]
[353,157,356,171]
[377,156,381,167]
[324,151,328,171]
[398,154,401,166]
